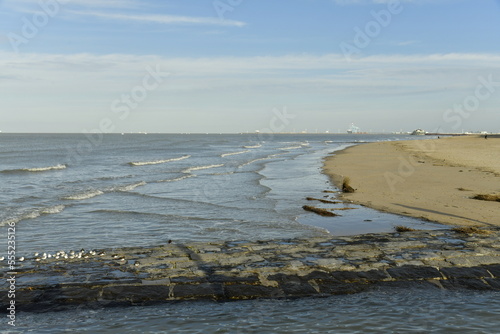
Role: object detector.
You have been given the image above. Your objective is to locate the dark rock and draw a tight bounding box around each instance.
[102,285,170,304]
[170,276,208,284]
[330,270,389,283]
[208,274,259,284]
[483,264,500,277]
[305,270,334,281]
[172,283,224,300]
[440,267,491,279]
[387,266,443,280]
[224,284,283,299]
[316,281,368,295]
[441,278,492,291]
[484,278,500,289]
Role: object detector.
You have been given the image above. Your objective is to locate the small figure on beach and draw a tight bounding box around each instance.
[485,135,488,139]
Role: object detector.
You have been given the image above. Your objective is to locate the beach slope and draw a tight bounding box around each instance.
[324,136,500,227]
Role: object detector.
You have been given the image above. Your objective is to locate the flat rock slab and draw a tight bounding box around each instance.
[2,228,500,312]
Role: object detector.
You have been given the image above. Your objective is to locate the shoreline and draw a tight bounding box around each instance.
[323,136,500,227]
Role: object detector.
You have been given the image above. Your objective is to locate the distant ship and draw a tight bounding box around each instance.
[347,123,360,134]
[411,129,426,135]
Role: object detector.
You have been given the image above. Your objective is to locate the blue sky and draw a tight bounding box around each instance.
[1,0,499,133]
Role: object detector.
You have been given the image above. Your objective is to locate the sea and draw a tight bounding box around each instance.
[1,133,499,333]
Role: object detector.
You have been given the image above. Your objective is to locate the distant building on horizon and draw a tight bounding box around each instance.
[347,123,360,134]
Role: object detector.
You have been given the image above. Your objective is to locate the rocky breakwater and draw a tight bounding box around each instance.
[2,228,500,312]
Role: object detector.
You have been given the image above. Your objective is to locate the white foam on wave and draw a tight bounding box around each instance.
[63,190,104,200]
[158,175,195,183]
[183,164,224,173]
[243,144,262,149]
[40,205,65,214]
[115,181,147,192]
[62,181,148,201]
[221,150,250,157]
[129,155,191,166]
[0,205,66,227]
[26,164,67,172]
[2,164,67,173]
[238,153,287,168]
[279,145,303,150]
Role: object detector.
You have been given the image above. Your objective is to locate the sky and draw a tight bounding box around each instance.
[0,0,499,133]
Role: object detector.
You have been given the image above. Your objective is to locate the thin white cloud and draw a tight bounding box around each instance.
[2,51,499,89]
[2,51,499,133]
[2,0,138,9]
[396,40,419,46]
[67,10,246,27]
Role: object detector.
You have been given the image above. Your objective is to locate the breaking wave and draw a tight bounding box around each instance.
[221,150,250,157]
[183,164,224,173]
[114,181,147,192]
[158,175,195,183]
[243,144,262,149]
[128,155,191,166]
[63,190,104,201]
[1,164,67,174]
[62,182,147,201]
[0,205,65,227]
[279,145,303,150]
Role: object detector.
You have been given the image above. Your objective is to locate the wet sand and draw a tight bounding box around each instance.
[324,136,500,227]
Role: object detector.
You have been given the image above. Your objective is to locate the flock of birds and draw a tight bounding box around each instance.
[0,249,109,263]
[0,240,174,264]
[32,249,107,261]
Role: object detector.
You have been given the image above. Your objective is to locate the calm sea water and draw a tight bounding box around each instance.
[10,289,500,333]
[2,133,498,332]
[0,133,439,256]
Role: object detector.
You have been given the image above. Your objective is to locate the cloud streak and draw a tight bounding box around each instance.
[67,10,246,27]
[3,0,139,9]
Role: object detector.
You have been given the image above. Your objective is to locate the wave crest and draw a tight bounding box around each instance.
[63,190,104,200]
[243,144,262,149]
[183,164,224,173]
[158,175,195,183]
[115,181,147,192]
[0,205,66,227]
[221,150,250,157]
[128,155,191,166]
[1,164,67,174]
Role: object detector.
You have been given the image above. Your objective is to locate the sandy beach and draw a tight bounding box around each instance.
[324,136,500,227]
